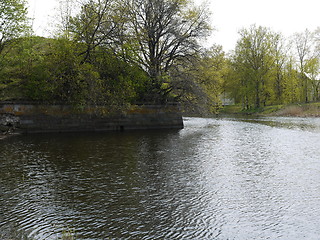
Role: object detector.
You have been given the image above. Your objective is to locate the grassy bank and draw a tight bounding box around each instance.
[220,102,320,117]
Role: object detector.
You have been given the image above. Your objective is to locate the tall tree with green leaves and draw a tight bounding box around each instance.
[0,0,29,98]
[271,33,287,104]
[304,57,320,101]
[281,56,301,104]
[292,29,317,103]
[231,25,279,109]
[191,45,226,112]
[0,0,29,54]
[170,44,227,114]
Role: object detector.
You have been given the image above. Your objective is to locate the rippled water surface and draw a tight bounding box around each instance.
[1,117,320,239]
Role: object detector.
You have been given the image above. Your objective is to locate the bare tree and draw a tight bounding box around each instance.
[68,0,124,63]
[56,0,76,39]
[126,0,211,100]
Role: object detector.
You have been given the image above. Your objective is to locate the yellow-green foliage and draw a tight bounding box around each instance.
[176,45,227,114]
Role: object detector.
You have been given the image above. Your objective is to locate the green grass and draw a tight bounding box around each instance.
[257,105,284,115]
[219,102,320,117]
[219,104,243,114]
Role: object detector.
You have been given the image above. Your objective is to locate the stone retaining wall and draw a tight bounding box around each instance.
[0,103,183,133]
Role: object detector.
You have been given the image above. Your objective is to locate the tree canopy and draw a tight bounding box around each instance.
[4,0,320,114]
[0,0,29,54]
[225,25,320,110]
[67,0,212,103]
[125,0,211,97]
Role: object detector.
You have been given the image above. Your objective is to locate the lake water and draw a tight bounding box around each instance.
[1,117,320,239]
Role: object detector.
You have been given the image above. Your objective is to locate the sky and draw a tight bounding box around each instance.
[206,0,320,52]
[27,0,320,52]
[27,0,58,36]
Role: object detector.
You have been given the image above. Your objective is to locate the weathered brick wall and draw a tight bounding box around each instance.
[0,103,183,133]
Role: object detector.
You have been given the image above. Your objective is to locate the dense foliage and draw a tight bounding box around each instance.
[0,0,29,54]
[0,37,150,107]
[226,25,320,110]
[2,0,320,114]
[1,0,216,112]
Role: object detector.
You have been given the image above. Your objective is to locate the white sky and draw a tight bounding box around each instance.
[27,0,320,52]
[27,0,58,36]
[206,0,320,52]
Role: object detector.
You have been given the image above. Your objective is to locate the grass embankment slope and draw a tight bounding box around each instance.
[220,102,320,117]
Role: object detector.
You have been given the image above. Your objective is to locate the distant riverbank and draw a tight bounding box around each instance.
[220,102,320,117]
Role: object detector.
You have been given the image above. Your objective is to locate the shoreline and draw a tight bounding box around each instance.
[220,103,320,118]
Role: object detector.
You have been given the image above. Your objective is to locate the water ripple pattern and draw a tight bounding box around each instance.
[1,117,320,239]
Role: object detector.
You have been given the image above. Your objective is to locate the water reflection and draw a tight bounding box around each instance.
[239,116,320,132]
[1,117,320,239]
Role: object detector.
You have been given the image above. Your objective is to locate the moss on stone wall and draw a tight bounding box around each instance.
[0,103,183,133]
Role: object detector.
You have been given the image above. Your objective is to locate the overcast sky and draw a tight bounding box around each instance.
[27,0,57,36]
[207,0,320,52]
[27,0,320,52]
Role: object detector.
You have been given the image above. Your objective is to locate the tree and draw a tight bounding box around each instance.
[166,44,227,114]
[0,0,29,99]
[304,57,320,101]
[292,29,317,103]
[191,45,226,113]
[125,0,211,101]
[63,0,212,104]
[271,34,287,104]
[231,25,279,109]
[69,0,125,64]
[282,56,301,104]
[0,0,29,54]
[55,0,76,39]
